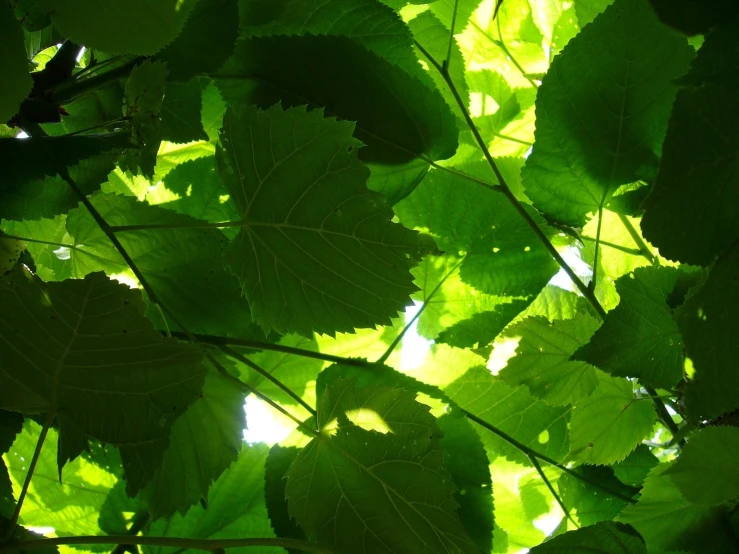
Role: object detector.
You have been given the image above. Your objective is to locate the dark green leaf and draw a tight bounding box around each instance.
[573,267,684,389]
[665,426,739,505]
[0,269,205,492]
[216,103,433,336]
[573,0,613,26]
[0,1,33,125]
[436,299,530,349]
[679,242,739,420]
[161,81,209,144]
[559,466,636,525]
[264,445,306,553]
[157,0,239,81]
[522,0,694,226]
[611,445,659,487]
[215,34,458,165]
[529,521,646,553]
[648,0,739,35]
[140,370,246,519]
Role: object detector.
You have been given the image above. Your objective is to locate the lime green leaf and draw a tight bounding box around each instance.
[573,267,684,389]
[264,445,305,553]
[436,300,530,349]
[523,285,586,322]
[499,315,601,406]
[65,193,261,340]
[521,0,694,226]
[0,269,206,491]
[529,521,646,553]
[144,444,281,554]
[466,70,522,139]
[1,217,68,281]
[0,1,33,125]
[0,135,127,220]
[140,370,245,519]
[618,463,736,552]
[573,0,613,26]
[445,366,570,463]
[611,444,658,487]
[157,0,239,81]
[395,165,559,296]
[429,0,479,32]
[641,32,739,265]
[161,81,208,144]
[569,375,656,465]
[159,156,239,225]
[44,0,198,55]
[6,421,118,537]
[286,381,479,554]
[217,103,433,336]
[558,465,636,525]
[665,427,739,505]
[679,243,739,420]
[647,0,739,35]
[215,34,458,165]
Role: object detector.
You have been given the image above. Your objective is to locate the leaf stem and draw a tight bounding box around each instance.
[168,332,371,367]
[469,21,538,88]
[590,205,605,291]
[580,235,642,256]
[0,536,331,554]
[4,412,55,540]
[53,57,145,104]
[219,345,316,417]
[417,42,607,320]
[461,408,637,503]
[442,0,461,73]
[644,385,683,446]
[0,234,77,252]
[527,454,579,529]
[376,259,463,363]
[109,511,150,554]
[618,214,656,264]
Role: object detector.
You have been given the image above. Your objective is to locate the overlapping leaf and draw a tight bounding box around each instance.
[217,103,434,336]
[0,269,205,491]
[522,0,694,226]
[0,1,33,125]
[529,521,646,553]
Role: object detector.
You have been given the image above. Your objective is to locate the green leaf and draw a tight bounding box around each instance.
[159,156,239,225]
[498,315,601,406]
[558,465,636,525]
[0,235,25,277]
[0,269,206,492]
[445,366,571,464]
[0,1,33,125]
[161,81,209,144]
[140,370,245,519]
[521,0,694,226]
[573,0,613,26]
[573,267,684,389]
[640,28,739,265]
[665,427,739,505]
[215,34,458,165]
[6,420,118,537]
[394,165,559,297]
[529,521,646,553]
[569,375,656,465]
[436,300,530,349]
[618,463,737,552]
[285,381,479,554]
[217,103,433,336]
[0,412,23,454]
[679,243,739,420]
[157,0,239,82]
[647,0,739,35]
[43,82,124,137]
[264,445,305,553]
[466,70,522,139]
[43,0,199,55]
[0,135,128,221]
[611,444,658,487]
[144,444,281,554]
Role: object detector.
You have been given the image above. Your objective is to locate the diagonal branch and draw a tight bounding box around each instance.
[527,454,579,529]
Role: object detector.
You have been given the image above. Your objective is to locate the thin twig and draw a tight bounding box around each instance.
[109,511,150,554]
[618,214,656,264]
[461,408,637,503]
[580,235,642,256]
[416,41,606,320]
[4,412,55,540]
[469,21,538,88]
[168,332,371,367]
[0,536,331,554]
[377,259,463,364]
[527,454,579,529]
[591,205,605,291]
[443,0,461,72]
[219,345,316,416]
[644,385,684,447]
